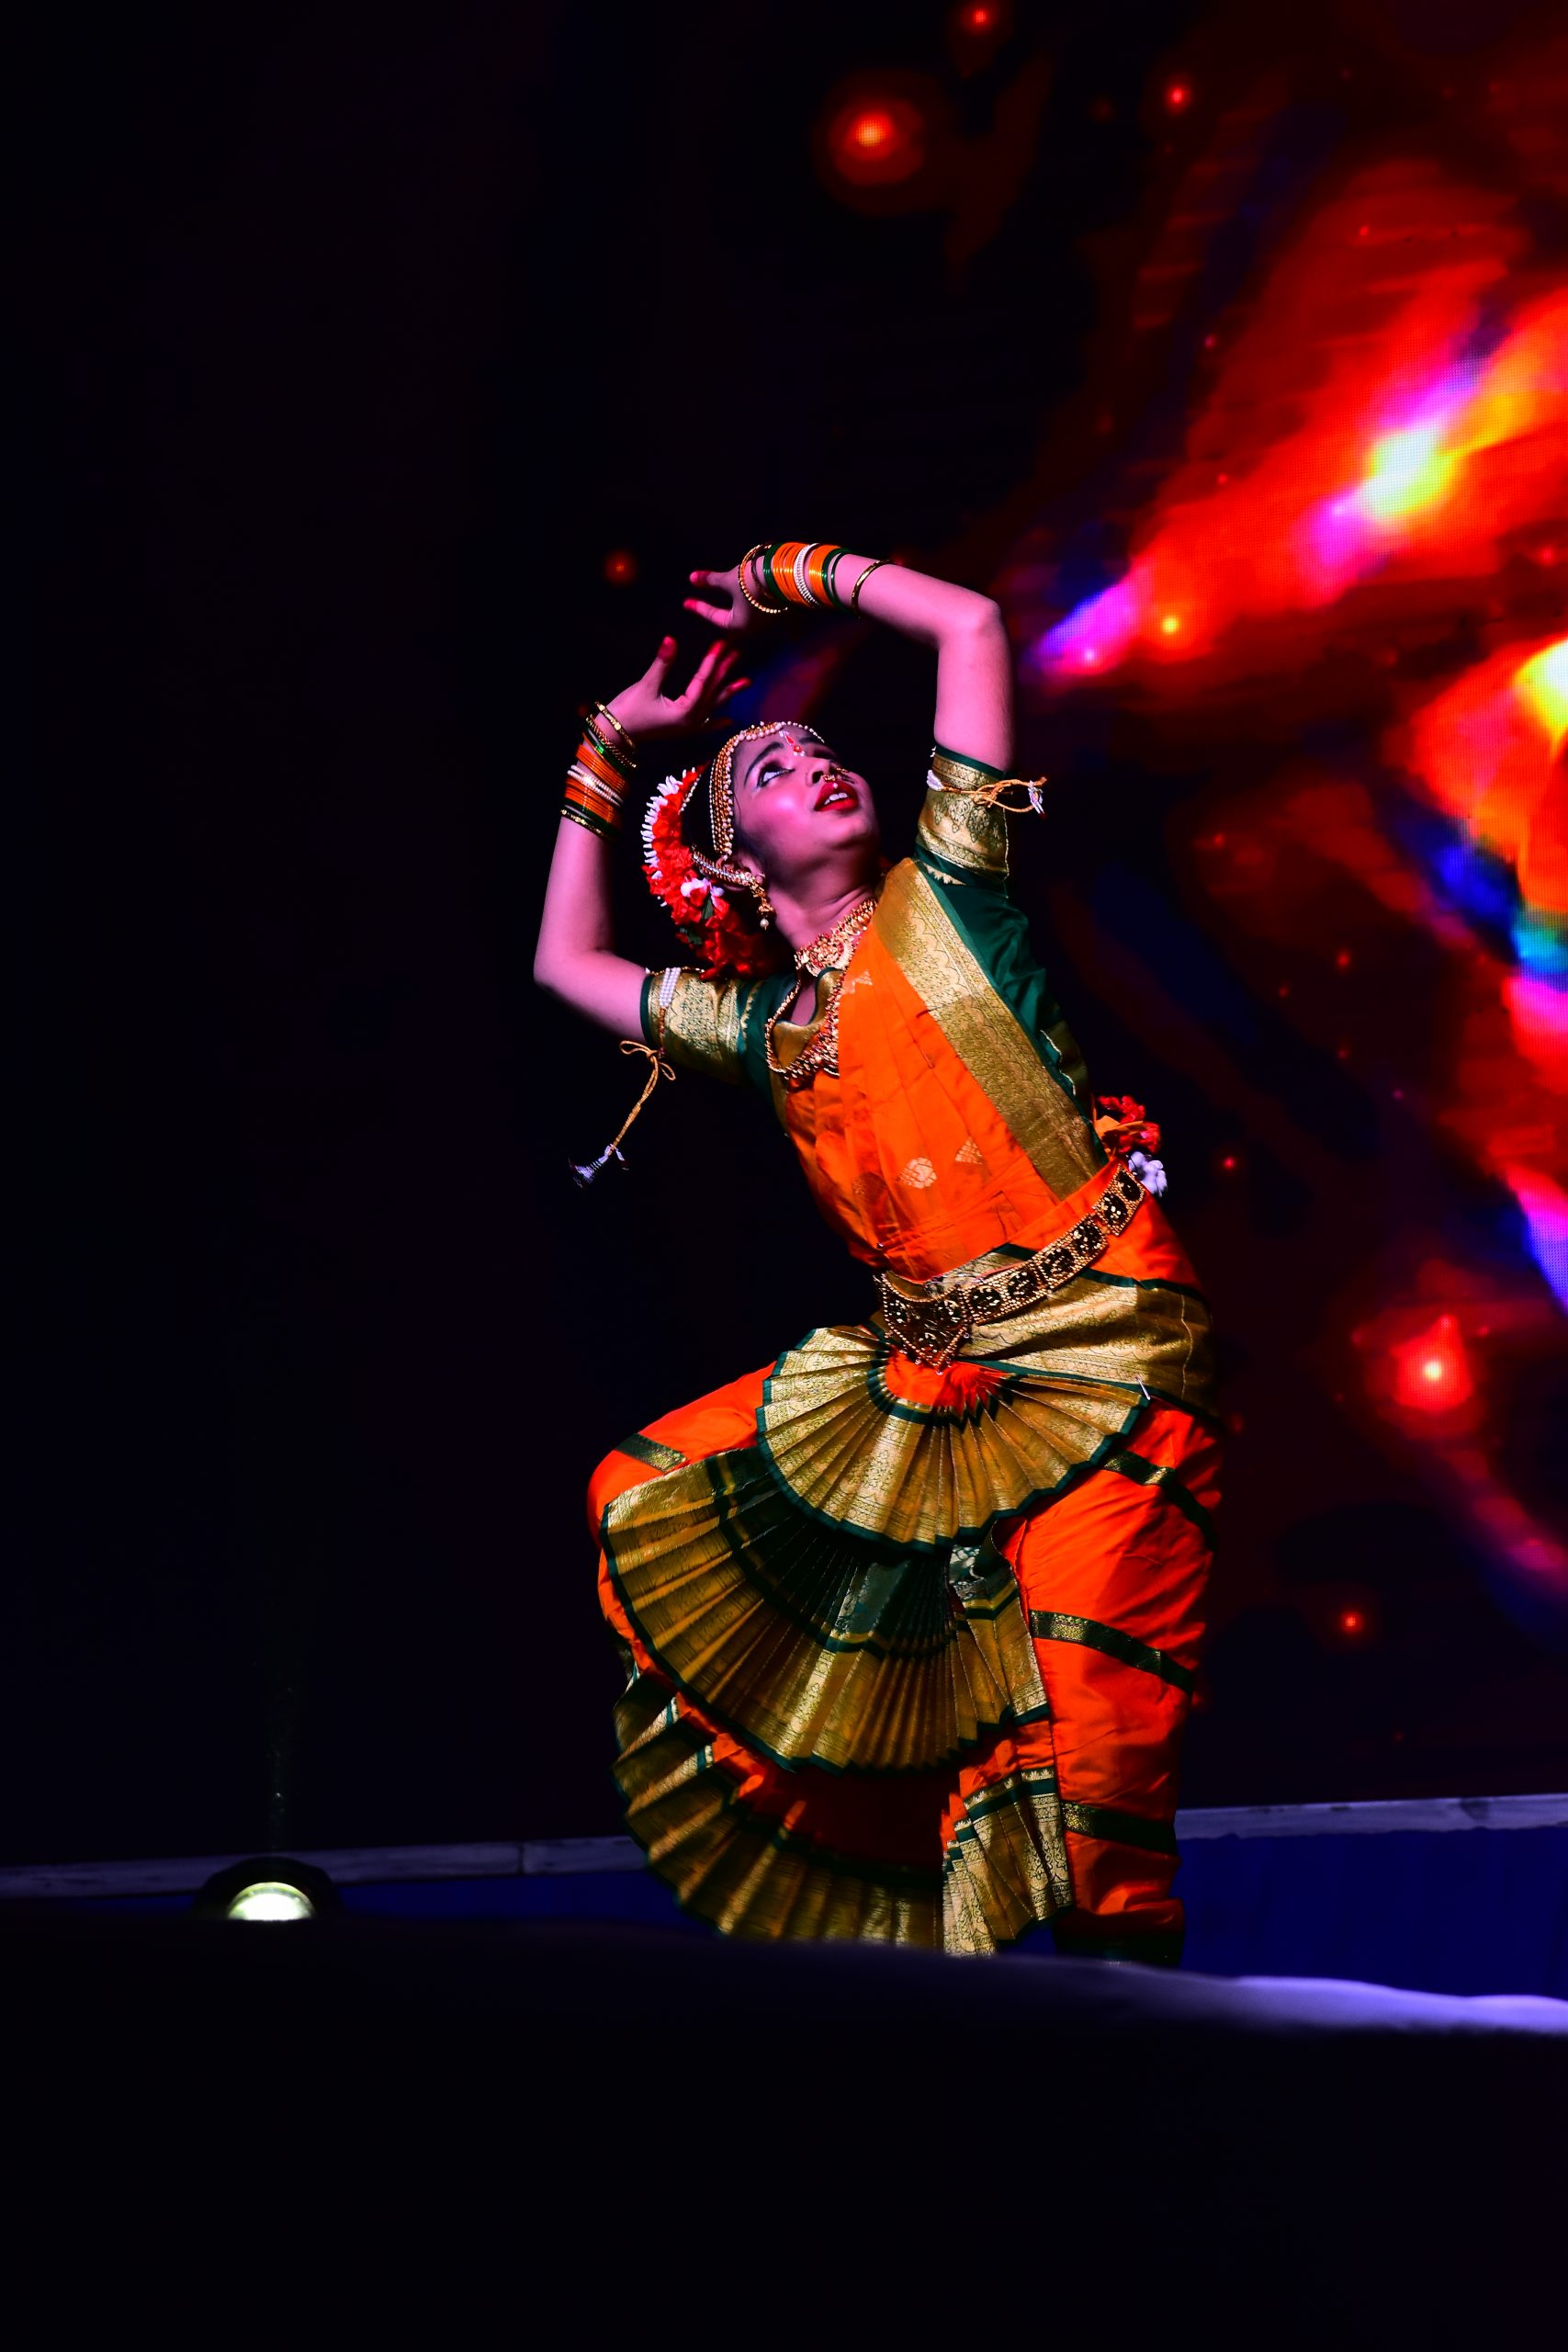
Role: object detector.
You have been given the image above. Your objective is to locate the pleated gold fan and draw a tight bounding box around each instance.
[604,1450,1051,1774]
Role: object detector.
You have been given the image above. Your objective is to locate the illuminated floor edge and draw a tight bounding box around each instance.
[6,1793,1568,1999]
[6,1789,1568,1903]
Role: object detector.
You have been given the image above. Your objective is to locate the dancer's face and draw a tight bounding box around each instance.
[730,729,880,894]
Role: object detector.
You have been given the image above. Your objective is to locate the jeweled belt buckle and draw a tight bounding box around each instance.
[877,1278,972,1371]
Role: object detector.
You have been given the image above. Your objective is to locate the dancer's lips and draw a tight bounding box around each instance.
[815,777,858,813]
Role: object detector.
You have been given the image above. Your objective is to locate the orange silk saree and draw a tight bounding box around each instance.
[592,774,1219,1957]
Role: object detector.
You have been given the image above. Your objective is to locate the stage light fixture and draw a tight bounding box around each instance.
[192,1856,342,1923]
[231,1881,312,1921]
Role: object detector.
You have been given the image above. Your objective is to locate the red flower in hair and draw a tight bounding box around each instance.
[640,768,784,978]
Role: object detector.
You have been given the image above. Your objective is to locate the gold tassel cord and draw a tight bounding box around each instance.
[570,1040,676,1187]
[971,777,1048,814]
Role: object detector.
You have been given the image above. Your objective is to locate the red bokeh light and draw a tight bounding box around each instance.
[1165,81,1191,111]
[826,95,926,187]
[1338,1607,1365,1635]
[1390,1314,1474,1413]
[602,548,637,585]
[948,0,1012,54]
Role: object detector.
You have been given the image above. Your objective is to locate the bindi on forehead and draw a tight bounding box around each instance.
[741,730,828,786]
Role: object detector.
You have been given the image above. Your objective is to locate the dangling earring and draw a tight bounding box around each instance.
[748,873,774,929]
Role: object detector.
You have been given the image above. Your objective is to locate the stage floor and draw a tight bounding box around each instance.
[11,1792,1568,1997]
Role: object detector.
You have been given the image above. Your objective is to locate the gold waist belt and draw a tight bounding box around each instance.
[875,1162,1146,1370]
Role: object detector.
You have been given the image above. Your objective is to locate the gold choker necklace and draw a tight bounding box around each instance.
[795,894,878,978]
[764,894,879,1090]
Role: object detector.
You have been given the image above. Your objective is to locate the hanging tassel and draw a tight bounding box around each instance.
[972,776,1048,815]
[570,1039,676,1188]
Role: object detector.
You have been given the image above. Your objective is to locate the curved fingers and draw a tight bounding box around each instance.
[682,595,735,628]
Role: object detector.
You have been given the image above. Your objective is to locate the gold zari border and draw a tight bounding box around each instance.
[874,862,1103,1202]
[917,782,1010,878]
[614,1664,1073,1955]
[653,966,748,1083]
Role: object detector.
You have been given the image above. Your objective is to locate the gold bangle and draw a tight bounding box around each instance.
[590,700,637,756]
[848,557,886,611]
[737,543,789,616]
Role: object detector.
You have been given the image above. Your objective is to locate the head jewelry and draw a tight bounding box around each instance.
[640,718,825,977]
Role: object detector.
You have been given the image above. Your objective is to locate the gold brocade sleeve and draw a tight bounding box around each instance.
[645,966,750,1083]
[916,780,1010,881]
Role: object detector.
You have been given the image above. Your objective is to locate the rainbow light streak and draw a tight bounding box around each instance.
[1357,417,1456,523]
[1036,575,1143,674]
[1005,129,1568,1601]
[1504,971,1568,1088]
[1503,1167,1568,1312]
[1034,281,1568,682]
[1298,376,1472,594]
[1515,639,1568,752]
[1408,638,1568,978]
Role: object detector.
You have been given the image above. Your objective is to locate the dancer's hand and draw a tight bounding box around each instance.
[602,636,749,743]
[682,560,769,637]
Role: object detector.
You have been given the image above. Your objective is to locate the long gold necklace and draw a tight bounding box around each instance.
[763,893,878,1087]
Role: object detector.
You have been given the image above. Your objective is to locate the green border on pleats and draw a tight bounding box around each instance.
[1062,1799,1179,1857]
[614,1430,687,1474]
[1104,1447,1218,1551]
[1028,1608,1197,1696]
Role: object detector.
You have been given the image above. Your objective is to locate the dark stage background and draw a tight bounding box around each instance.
[17,0,1568,1866]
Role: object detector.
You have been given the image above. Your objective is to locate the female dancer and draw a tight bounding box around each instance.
[536,544,1218,1958]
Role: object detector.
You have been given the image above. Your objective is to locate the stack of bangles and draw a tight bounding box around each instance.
[561,701,637,841]
[739,541,884,616]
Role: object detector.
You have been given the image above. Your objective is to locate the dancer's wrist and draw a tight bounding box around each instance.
[739,542,885,616]
[561,707,637,839]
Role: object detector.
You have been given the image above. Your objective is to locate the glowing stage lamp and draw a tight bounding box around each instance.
[824,94,927,187]
[1390,1314,1473,1413]
[192,1856,342,1923]
[1164,80,1192,112]
[602,548,637,586]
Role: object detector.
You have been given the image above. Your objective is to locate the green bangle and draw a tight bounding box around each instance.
[581,719,635,781]
[560,800,617,842]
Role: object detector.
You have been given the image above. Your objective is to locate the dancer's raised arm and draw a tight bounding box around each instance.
[684,548,1013,772]
[533,634,743,1037]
